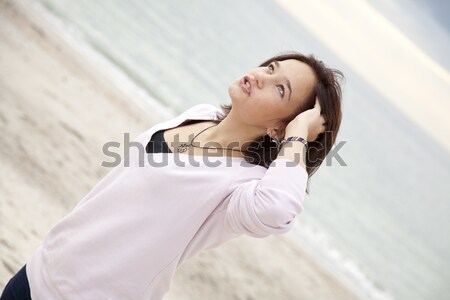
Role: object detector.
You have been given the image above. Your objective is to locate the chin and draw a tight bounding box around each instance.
[228,83,241,105]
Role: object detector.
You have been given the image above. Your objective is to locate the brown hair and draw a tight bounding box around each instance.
[217,51,344,195]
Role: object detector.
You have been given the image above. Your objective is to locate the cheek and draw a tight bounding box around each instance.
[255,92,285,114]
[242,102,275,125]
[228,84,284,124]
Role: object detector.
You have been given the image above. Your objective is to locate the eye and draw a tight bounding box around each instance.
[277,85,285,97]
[267,63,285,97]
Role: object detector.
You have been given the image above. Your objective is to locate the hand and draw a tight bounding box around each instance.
[284,97,326,142]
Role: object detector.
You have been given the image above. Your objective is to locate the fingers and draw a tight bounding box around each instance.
[314,96,321,110]
[320,115,327,133]
[315,97,326,133]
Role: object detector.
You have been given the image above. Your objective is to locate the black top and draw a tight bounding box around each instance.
[145,129,172,154]
[146,120,209,154]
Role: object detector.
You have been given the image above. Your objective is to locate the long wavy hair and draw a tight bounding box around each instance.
[217,51,344,195]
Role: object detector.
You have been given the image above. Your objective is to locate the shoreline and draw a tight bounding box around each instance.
[0,0,362,299]
[24,0,176,122]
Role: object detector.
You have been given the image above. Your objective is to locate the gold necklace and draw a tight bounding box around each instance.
[176,124,245,153]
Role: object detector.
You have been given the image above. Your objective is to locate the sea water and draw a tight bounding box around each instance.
[28,0,450,299]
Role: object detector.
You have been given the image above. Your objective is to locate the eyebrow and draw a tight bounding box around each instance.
[273,61,292,101]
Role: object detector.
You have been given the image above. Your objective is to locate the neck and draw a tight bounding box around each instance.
[198,110,266,152]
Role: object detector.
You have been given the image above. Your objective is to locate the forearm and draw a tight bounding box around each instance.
[276,127,308,170]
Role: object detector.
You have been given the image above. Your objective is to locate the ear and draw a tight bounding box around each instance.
[267,127,285,140]
[275,127,286,140]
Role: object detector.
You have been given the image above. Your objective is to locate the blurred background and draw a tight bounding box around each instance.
[1,0,449,299]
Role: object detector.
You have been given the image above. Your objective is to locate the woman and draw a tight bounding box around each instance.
[1,51,343,300]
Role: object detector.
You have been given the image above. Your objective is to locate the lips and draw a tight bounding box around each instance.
[239,76,252,96]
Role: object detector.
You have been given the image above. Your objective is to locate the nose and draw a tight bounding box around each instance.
[249,71,268,89]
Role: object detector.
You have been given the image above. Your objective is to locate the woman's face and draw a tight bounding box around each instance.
[228,59,316,136]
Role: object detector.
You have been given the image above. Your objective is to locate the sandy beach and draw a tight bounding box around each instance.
[0,0,361,299]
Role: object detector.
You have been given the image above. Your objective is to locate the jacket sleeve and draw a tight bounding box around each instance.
[223,158,308,238]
